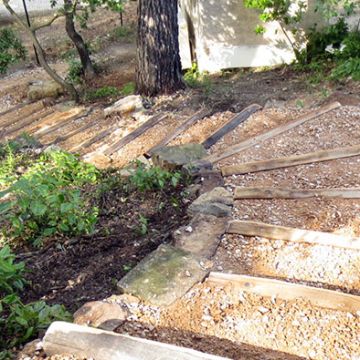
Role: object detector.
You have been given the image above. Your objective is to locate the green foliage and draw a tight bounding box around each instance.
[0,246,71,354]
[66,58,84,84]
[184,63,212,93]
[0,28,26,74]
[121,82,136,96]
[85,86,120,100]
[127,162,182,192]
[330,58,360,81]
[1,151,99,247]
[137,214,148,235]
[110,25,134,40]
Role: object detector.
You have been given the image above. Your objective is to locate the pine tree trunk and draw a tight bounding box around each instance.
[136,0,184,96]
[64,0,95,80]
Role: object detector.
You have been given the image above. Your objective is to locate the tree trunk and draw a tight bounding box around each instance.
[64,0,95,80]
[3,0,78,101]
[136,0,184,96]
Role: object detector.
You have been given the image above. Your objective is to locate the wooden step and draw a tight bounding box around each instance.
[234,186,360,199]
[227,220,360,250]
[208,272,360,313]
[43,321,228,360]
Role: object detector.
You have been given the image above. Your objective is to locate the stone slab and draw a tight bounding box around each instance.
[174,214,229,258]
[117,244,209,306]
[152,143,207,170]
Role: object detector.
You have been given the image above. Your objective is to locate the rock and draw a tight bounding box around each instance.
[118,244,209,306]
[188,187,233,218]
[28,80,63,101]
[104,95,143,117]
[18,339,42,357]
[74,301,129,329]
[198,171,225,194]
[83,152,112,169]
[174,214,229,258]
[151,143,207,171]
[183,159,213,175]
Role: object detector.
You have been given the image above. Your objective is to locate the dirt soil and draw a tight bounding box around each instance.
[20,179,193,313]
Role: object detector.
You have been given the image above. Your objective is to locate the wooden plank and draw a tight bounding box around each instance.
[104,113,168,156]
[227,220,360,251]
[221,144,360,176]
[0,101,30,118]
[51,118,99,145]
[34,109,90,139]
[43,322,228,360]
[1,108,55,138]
[202,104,262,149]
[0,100,44,129]
[147,108,212,155]
[208,272,360,313]
[70,123,118,152]
[234,187,360,199]
[207,101,341,164]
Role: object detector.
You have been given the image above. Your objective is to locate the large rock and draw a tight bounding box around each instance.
[152,143,207,170]
[174,214,228,258]
[28,80,63,100]
[188,187,233,217]
[118,244,210,306]
[74,301,129,330]
[104,95,143,117]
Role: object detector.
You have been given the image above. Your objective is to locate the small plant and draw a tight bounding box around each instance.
[127,162,182,192]
[66,58,84,84]
[0,246,71,355]
[121,82,136,96]
[85,86,120,101]
[1,151,99,246]
[330,58,360,81]
[110,26,134,41]
[184,63,212,93]
[137,214,148,235]
[0,28,26,74]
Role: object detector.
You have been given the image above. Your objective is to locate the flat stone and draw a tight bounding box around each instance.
[118,244,209,306]
[174,214,229,258]
[74,301,128,329]
[183,159,213,175]
[188,202,232,217]
[198,172,225,194]
[28,80,63,100]
[152,143,207,170]
[194,187,233,206]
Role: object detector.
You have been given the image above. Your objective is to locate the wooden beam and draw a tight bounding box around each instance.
[0,100,44,129]
[34,109,90,139]
[104,113,168,156]
[147,108,212,156]
[1,108,55,138]
[207,102,341,164]
[202,104,262,149]
[43,322,228,360]
[227,220,360,250]
[221,144,360,176]
[0,101,30,118]
[234,187,360,199]
[208,272,360,313]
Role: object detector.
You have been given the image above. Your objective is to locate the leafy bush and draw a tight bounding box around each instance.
[121,82,136,95]
[184,63,212,93]
[66,58,84,84]
[85,86,120,100]
[127,162,182,192]
[1,151,99,246]
[0,28,26,74]
[330,58,360,81]
[0,246,71,355]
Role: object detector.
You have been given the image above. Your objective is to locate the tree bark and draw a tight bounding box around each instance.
[136,0,184,96]
[64,0,95,80]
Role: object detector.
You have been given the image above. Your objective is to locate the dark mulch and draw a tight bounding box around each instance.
[20,182,192,313]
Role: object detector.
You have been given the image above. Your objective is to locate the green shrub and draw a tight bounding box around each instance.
[184,63,212,93]
[331,58,360,81]
[1,151,99,247]
[66,58,84,84]
[127,162,182,192]
[85,86,120,100]
[0,28,26,74]
[0,247,71,355]
[121,82,136,96]
[110,26,134,41]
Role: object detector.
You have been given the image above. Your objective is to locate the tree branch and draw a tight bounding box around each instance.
[32,13,64,32]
